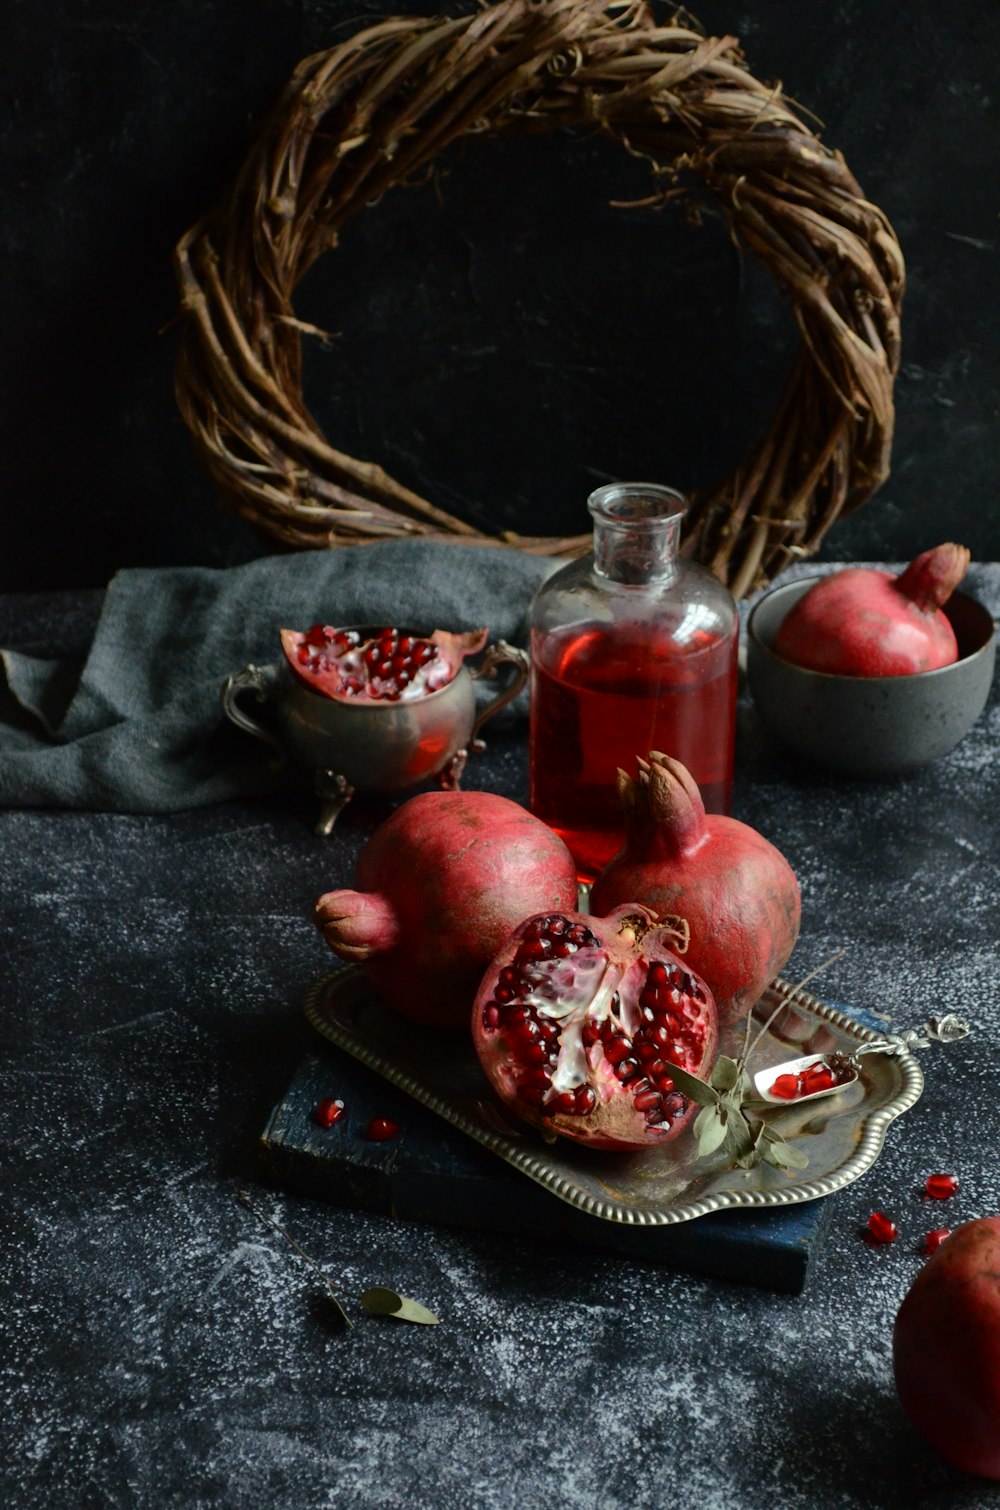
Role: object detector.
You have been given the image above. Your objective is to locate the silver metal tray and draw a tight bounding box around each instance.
[303,968,923,1226]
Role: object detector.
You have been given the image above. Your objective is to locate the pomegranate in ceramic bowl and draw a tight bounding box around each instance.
[747,550,995,777]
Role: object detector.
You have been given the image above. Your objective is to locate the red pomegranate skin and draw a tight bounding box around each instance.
[893,1216,1000,1480]
[589,753,800,1023]
[472,904,718,1151]
[315,790,579,1030]
[772,543,970,677]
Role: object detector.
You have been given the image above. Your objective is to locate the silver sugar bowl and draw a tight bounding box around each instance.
[221,627,528,833]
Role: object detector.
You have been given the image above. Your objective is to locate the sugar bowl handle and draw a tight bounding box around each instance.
[470,641,530,739]
[220,664,285,765]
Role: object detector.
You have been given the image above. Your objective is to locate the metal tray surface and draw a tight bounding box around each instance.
[303,969,923,1226]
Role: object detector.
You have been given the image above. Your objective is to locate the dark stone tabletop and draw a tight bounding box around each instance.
[2,572,999,1509]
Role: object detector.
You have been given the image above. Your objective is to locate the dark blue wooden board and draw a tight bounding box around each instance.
[257,1016,885,1294]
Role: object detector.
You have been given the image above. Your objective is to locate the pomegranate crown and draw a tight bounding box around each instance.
[895,542,970,612]
[616,752,706,853]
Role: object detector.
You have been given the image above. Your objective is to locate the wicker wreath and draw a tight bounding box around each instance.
[174,0,904,597]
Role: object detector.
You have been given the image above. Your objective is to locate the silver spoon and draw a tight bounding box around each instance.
[753,1013,971,1107]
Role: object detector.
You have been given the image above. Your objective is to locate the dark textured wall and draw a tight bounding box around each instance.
[3,0,998,591]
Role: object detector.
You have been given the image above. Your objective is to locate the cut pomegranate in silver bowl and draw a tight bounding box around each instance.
[221,623,528,833]
[281,624,487,703]
[472,905,718,1151]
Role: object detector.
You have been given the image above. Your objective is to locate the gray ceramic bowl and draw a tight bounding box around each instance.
[746,577,997,777]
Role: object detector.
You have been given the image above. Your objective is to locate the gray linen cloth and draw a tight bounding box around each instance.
[0,542,556,812]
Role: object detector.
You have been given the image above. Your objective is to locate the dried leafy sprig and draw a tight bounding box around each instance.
[237,1191,439,1328]
[668,950,848,1172]
[664,1055,808,1172]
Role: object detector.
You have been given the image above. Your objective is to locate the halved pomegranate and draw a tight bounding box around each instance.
[280,624,488,702]
[472,905,718,1151]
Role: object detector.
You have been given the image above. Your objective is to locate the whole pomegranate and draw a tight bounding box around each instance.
[589,753,800,1023]
[314,790,578,1030]
[772,543,970,676]
[280,623,488,702]
[893,1216,1000,1479]
[472,904,718,1150]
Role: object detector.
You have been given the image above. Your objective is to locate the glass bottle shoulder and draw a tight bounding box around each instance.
[530,553,737,644]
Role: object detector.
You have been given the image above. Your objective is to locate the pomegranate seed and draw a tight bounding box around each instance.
[604,1036,631,1066]
[364,1117,399,1141]
[770,1073,802,1100]
[313,1097,345,1128]
[482,1003,501,1030]
[615,1058,641,1083]
[519,938,551,961]
[801,1065,835,1094]
[519,1067,552,1091]
[924,1227,952,1254]
[924,1172,959,1199]
[660,1092,687,1122]
[866,1211,898,1244]
[547,1091,578,1114]
[574,1085,597,1113]
[633,1088,660,1112]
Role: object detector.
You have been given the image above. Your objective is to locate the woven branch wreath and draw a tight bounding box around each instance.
[174,0,904,597]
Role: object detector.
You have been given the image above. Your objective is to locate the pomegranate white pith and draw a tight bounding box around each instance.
[472,905,718,1151]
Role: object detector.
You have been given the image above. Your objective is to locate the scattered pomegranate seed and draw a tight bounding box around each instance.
[924,1172,959,1199]
[313,1097,345,1129]
[924,1227,952,1255]
[364,1117,399,1142]
[866,1211,899,1244]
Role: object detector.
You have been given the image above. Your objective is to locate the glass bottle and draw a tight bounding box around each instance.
[528,482,738,879]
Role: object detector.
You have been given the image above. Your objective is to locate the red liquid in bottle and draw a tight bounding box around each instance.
[529,623,737,878]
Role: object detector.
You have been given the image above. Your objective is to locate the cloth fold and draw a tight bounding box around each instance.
[0,542,557,812]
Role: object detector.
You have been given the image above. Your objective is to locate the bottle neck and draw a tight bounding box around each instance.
[589,484,685,585]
